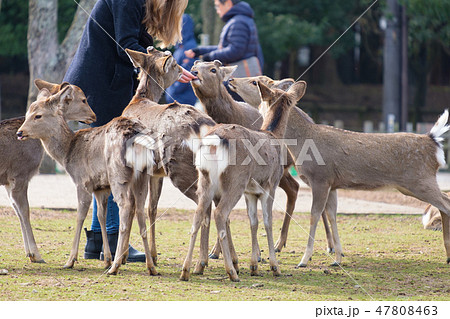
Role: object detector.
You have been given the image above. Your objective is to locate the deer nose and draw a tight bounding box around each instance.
[228,78,234,83]
[16,131,23,138]
[191,70,198,76]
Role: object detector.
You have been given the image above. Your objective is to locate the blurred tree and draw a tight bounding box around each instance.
[401,0,450,123]
[27,0,96,106]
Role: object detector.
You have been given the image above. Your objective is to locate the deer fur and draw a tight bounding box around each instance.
[1,79,96,263]
[190,61,335,257]
[17,86,159,276]
[227,74,336,253]
[181,80,307,282]
[422,192,449,231]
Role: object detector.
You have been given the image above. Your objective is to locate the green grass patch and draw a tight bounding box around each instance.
[0,208,448,300]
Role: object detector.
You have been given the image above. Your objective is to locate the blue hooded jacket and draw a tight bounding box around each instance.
[63,0,150,126]
[194,1,264,69]
[165,14,198,105]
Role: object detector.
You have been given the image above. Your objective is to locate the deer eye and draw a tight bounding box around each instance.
[210,68,216,73]
[82,99,87,104]
[34,115,42,120]
[252,81,257,85]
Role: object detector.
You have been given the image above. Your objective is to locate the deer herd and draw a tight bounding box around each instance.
[1,47,449,282]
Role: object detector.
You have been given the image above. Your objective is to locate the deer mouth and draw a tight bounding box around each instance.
[228,82,236,92]
[191,78,202,86]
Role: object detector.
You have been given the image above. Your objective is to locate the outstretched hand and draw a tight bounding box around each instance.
[178,67,197,83]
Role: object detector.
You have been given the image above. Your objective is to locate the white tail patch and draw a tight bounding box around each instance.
[429,110,449,168]
[125,135,155,176]
[195,134,229,186]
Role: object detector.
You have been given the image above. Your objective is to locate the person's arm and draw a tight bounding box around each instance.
[110,0,147,63]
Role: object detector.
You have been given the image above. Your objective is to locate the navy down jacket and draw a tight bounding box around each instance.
[193,1,263,69]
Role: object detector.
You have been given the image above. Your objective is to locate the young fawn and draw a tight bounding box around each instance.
[17,86,158,275]
[181,80,307,282]
[2,80,95,263]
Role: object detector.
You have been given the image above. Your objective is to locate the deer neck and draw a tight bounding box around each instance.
[133,70,164,102]
[40,120,74,167]
[260,99,293,138]
[200,87,239,124]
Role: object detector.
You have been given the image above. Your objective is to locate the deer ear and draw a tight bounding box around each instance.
[156,55,173,73]
[257,81,273,101]
[222,65,237,82]
[34,79,59,94]
[126,49,146,68]
[288,81,307,101]
[36,88,52,101]
[274,78,295,91]
[50,85,73,107]
[213,60,223,67]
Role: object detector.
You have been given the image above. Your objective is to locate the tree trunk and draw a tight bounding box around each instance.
[27,0,96,106]
[27,0,96,173]
[201,0,223,44]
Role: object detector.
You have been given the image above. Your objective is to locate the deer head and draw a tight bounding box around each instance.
[33,79,96,124]
[228,76,295,107]
[17,85,93,140]
[126,47,183,90]
[190,60,237,98]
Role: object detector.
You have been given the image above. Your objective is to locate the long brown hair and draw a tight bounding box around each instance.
[143,0,188,48]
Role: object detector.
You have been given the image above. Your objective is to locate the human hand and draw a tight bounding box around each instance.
[178,67,197,83]
[184,49,195,59]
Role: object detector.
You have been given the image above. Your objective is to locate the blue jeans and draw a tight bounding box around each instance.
[91,193,120,234]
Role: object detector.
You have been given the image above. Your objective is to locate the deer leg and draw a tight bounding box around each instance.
[6,182,44,263]
[193,203,212,275]
[134,178,158,275]
[64,188,92,268]
[245,193,260,275]
[148,176,163,265]
[94,191,112,269]
[261,190,281,276]
[209,236,222,259]
[275,173,299,252]
[297,183,330,268]
[401,181,450,264]
[213,191,244,282]
[108,192,134,275]
[322,211,334,253]
[225,218,239,273]
[181,174,213,281]
[323,190,343,266]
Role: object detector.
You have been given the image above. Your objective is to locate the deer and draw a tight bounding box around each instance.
[189,61,335,259]
[1,79,96,264]
[422,193,449,231]
[122,48,219,274]
[16,85,160,276]
[180,80,307,282]
[227,74,336,253]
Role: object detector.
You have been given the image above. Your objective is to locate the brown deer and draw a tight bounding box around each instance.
[123,48,218,273]
[190,61,335,258]
[181,80,307,282]
[17,86,159,276]
[1,79,96,263]
[227,74,336,253]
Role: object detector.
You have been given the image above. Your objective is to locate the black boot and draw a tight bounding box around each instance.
[100,232,146,263]
[84,228,103,259]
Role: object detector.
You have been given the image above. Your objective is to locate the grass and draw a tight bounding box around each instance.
[0,207,448,301]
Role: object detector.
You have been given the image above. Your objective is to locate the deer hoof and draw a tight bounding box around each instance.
[331,261,340,267]
[148,267,159,276]
[327,248,335,254]
[180,270,190,281]
[32,259,46,264]
[295,263,307,269]
[209,253,219,259]
[446,257,450,264]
